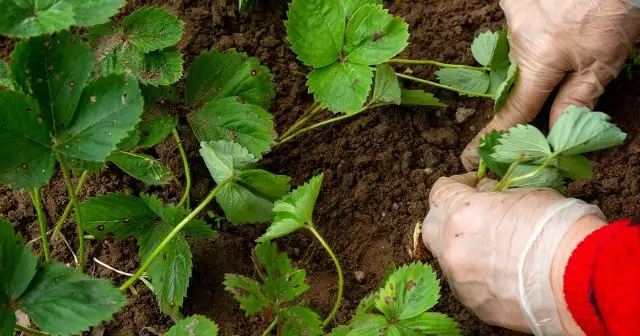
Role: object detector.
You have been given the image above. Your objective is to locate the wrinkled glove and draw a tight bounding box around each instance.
[423,173,606,335]
[462,0,640,170]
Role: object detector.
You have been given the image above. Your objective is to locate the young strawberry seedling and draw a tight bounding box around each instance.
[478,106,627,191]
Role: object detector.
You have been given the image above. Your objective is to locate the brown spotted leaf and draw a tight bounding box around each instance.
[81,193,157,239]
[375,262,440,320]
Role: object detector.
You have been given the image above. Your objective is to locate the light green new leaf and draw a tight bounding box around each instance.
[81,193,156,239]
[223,274,270,316]
[509,164,565,191]
[494,62,518,111]
[259,174,323,241]
[185,49,275,108]
[165,315,219,336]
[122,7,184,53]
[12,31,94,132]
[371,64,401,105]
[55,75,144,162]
[348,314,388,336]
[341,0,382,19]
[0,91,55,190]
[17,262,126,335]
[478,131,510,176]
[0,220,38,301]
[0,60,12,89]
[189,96,275,158]
[286,0,344,68]
[436,68,490,96]
[138,106,178,148]
[134,48,184,87]
[396,312,461,336]
[487,28,510,96]
[557,155,593,180]
[257,241,310,302]
[109,151,172,185]
[140,194,216,239]
[376,262,440,320]
[344,4,409,65]
[308,61,373,114]
[280,306,324,336]
[400,90,445,107]
[492,125,551,163]
[471,31,499,66]
[547,106,627,156]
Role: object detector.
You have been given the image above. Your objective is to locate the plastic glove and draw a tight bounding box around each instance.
[423,173,606,335]
[461,0,640,170]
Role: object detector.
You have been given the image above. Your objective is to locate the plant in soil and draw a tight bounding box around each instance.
[478,106,627,191]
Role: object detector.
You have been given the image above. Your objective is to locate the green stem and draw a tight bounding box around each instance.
[477,159,487,181]
[56,154,85,272]
[119,178,231,292]
[54,170,88,235]
[172,128,191,209]
[279,103,322,140]
[395,72,495,99]
[307,224,343,327]
[29,188,50,262]
[262,317,279,336]
[386,58,490,71]
[14,324,49,336]
[494,154,558,191]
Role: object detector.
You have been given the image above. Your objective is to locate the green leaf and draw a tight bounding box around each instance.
[108,151,172,185]
[0,220,38,300]
[371,64,401,105]
[494,62,517,111]
[17,262,126,335]
[547,106,627,156]
[12,31,94,132]
[487,28,510,96]
[189,96,275,159]
[0,60,12,89]
[280,306,324,336]
[478,131,510,176]
[329,326,351,336]
[376,262,440,320]
[349,314,388,336]
[118,128,141,151]
[557,154,593,180]
[223,274,270,316]
[81,193,156,239]
[471,31,499,66]
[185,49,276,109]
[308,61,373,114]
[165,315,219,336]
[139,194,216,239]
[344,4,409,65]
[492,125,551,163]
[200,140,256,182]
[133,48,184,86]
[89,24,140,79]
[0,307,15,336]
[72,0,126,27]
[55,74,144,162]
[396,312,460,336]
[509,164,565,191]
[141,84,179,104]
[259,174,323,241]
[138,106,178,148]
[257,241,309,302]
[285,0,344,68]
[356,291,378,316]
[238,0,258,14]
[0,91,56,190]
[341,0,382,19]
[436,68,490,96]
[400,90,445,107]
[122,7,184,53]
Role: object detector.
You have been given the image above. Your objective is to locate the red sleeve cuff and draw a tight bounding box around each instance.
[564,217,640,336]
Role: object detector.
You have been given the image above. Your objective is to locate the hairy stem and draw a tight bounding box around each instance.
[14,324,49,336]
[120,178,231,292]
[261,317,279,336]
[395,72,495,98]
[279,103,322,140]
[307,224,343,327]
[54,170,88,235]
[29,188,50,262]
[56,154,85,272]
[386,58,490,71]
[172,128,191,209]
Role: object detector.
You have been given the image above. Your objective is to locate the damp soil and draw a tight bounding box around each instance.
[2,0,640,335]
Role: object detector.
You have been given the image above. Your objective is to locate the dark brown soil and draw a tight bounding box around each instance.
[2,0,640,335]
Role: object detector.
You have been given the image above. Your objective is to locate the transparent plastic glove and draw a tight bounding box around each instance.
[423,173,606,335]
[462,0,640,170]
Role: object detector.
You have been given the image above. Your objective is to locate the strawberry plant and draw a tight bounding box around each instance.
[478,106,627,191]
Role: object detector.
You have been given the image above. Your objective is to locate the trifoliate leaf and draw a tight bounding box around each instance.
[308,61,373,114]
[280,306,324,336]
[133,48,184,87]
[185,49,275,109]
[341,0,382,19]
[238,0,258,14]
[478,131,510,176]
[122,7,184,54]
[556,155,593,180]
[165,315,219,336]
[0,91,55,190]
[223,274,270,316]
[0,60,12,89]
[0,220,38,300]
[547,106,627,156]
[138,106,178,148]
[494,62,517,111]
[376,262,440,320]
[55,75,144,162]
[396,312,461,336]
[141,84,179,104]
[436,68,490,96]
[17,262,126,335]
[256,241,310,303]
[139,194,216,239]
[400,90,445,107]
[259,174,323,241]
[508,164,565,191]
[371,64,401,105]
[329,326,351,336]
[81,193,156,239]
[471,31,499,67]
[492,125,551,163]
[11,31,94,132]
[344,4,409,65]
[349,314,388,336]
[286,0,344,68]
[108,151,172,185]
[189,96,275,158]
[487,28,510,96]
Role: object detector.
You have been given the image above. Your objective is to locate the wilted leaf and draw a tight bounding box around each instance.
[308,61,373,114]
[371,64,401,105]
[108,151,172,185]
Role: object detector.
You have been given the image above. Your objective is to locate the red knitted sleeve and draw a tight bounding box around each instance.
[564,217,640,335]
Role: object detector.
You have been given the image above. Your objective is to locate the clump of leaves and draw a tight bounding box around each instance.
[89,7,185,87]
[165,315,220,335]
[0,220,126,335]
[479,106,627,191]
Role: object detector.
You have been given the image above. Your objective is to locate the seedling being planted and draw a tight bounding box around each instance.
[478,106,627,191]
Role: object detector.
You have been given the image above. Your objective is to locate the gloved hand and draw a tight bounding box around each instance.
[462,0,640,170]
[423,173,606,335]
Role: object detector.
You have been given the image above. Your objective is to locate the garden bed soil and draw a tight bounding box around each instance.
[2,0,640,335]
